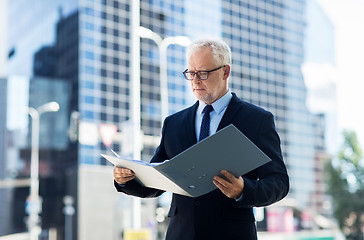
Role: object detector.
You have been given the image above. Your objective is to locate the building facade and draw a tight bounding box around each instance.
[303,0,338,220]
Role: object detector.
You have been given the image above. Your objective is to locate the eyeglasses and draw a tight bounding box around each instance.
[183,65,226,80]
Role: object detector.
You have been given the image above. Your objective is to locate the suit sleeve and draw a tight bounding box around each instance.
[113,118,169,198]
[236,112,289,207]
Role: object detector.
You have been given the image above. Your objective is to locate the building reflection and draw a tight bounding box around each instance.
[7,9,79,239]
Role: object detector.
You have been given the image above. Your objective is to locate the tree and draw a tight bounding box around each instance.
[325,130,364,240]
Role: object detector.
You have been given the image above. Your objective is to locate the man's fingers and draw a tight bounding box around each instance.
[114,173,135,184]
[220,170,237,183]
[213,170,245,199]
[114,168,135,178]
[213,179,233,198]
[114,167,133,175]
[113,167,135,185]
[118,175,135,181]
[213,179,224,191]
[213,175,231,188]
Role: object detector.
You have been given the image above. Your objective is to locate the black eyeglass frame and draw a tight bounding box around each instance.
[183,65,226,80]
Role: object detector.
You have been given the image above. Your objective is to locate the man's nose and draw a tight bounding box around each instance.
[191,74,201,83]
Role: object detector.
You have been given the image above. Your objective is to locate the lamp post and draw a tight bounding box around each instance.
[137,26,191,123]
[63,196,75,240]
[130,7,190,230]
[26,101,60,240]
[130,0,142,229]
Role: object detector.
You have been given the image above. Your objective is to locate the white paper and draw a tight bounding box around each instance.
[102,154,191,196]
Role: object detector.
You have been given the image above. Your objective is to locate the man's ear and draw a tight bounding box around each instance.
[223,65,231,80]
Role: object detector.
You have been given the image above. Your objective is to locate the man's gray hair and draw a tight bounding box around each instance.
[186,39,232,66]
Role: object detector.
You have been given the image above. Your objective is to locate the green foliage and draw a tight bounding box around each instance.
[325,130,364,240]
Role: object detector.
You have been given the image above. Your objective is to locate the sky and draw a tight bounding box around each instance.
[319,0,364,150]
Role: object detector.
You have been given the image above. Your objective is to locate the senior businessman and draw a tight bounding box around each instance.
[113,38,289,240]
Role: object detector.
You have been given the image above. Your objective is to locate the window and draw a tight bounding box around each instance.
[101,98,107,106]
[84,81,94,89]
[113,115,119,122]
[101,113,107,120]
[84,66,94,74]
[101,69,107,77]
[85,51,94,60]
[84,96,94,104]
[85,8,94,16]
[113,72,119,79]
[83,110,94,120]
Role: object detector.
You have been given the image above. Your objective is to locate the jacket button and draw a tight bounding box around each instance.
[194,201,200,206]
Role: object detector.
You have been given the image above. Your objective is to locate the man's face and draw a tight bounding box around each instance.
[188,47,230,105]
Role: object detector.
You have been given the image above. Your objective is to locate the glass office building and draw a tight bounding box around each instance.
[303,0,337,218]
[3,0,329,238]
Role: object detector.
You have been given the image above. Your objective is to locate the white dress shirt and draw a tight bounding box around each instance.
[195,90,232,141]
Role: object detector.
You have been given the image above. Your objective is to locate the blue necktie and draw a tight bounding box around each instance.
[199,105,214,141]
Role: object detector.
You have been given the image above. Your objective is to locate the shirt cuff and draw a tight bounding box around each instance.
[235,192,243,201]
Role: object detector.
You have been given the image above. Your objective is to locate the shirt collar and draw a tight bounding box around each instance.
[198,90,232,115]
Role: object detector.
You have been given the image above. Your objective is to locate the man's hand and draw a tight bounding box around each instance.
[213,170,244,199]
[113,167,135,185]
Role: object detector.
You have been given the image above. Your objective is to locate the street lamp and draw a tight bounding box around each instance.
[26,101,60,240]
[130,7,189,229]
[130,0,142,229]
[136,26,190,236]
[63,196,75,240]
[137,26,191,123]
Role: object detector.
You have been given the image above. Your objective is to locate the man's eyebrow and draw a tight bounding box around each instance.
[187,69,209,72]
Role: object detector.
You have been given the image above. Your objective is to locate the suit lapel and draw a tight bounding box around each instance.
[217,93,242,131]
[185,94,241,143]
[186,101,199,145]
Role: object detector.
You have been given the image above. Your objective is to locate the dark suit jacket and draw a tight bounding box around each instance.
[115,93,289,240]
